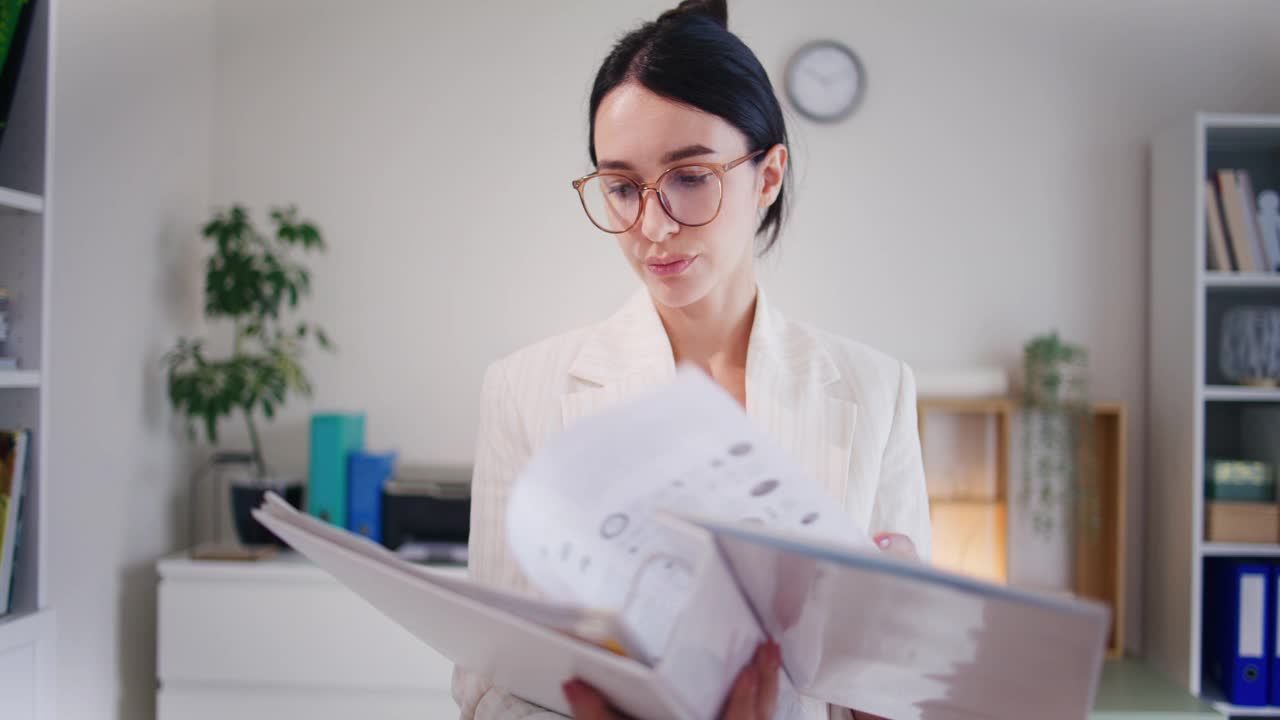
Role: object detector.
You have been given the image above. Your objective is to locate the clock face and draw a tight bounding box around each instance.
[785,41,864,123]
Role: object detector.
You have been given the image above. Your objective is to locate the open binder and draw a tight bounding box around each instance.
[253,368,1109,720]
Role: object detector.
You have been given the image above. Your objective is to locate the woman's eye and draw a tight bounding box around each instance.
[606,183,636,197]
[673,171,711,187]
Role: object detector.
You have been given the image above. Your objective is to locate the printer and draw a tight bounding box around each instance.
[381,464,471,564]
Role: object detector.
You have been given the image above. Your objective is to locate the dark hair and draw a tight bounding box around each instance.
[588,0,792,253]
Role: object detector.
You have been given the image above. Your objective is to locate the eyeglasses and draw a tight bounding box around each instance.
[571,149,764,234]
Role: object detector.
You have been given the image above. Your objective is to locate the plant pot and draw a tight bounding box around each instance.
[230,480,303,546]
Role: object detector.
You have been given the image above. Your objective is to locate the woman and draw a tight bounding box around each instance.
[453,1,931,718]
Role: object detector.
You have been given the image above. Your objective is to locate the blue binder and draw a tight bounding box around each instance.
[1206,559,1271,706]
[1271,563,1280,706]
[346,450,397,543]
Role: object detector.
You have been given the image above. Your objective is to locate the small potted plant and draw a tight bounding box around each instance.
[165,205,332,545]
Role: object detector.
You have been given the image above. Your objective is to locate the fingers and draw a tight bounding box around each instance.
[753,641,781,719]
[873,532,918,561]
[563,679,621,720]
[720,659,759,719]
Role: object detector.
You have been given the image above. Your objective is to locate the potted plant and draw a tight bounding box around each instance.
[1019,331,1097,588]
[165,205,332,546]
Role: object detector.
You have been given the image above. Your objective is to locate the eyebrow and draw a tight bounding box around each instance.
[597,144,717,171]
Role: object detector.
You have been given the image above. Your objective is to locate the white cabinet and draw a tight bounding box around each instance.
[156,552,462,720]
[0,610,55,720]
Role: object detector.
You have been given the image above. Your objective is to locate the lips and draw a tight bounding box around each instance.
[645,256,696,278]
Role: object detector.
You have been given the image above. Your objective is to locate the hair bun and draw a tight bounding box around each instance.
[657,0,728,29]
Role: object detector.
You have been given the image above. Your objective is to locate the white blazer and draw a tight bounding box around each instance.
[453,287,932,720]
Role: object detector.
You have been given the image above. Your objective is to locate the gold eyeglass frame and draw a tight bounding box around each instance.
[570,149,765,234]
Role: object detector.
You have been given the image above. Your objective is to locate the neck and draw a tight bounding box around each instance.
[652,266,758,377]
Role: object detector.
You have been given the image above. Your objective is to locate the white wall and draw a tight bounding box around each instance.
[209,0,1280,656]
[47,1,213,719]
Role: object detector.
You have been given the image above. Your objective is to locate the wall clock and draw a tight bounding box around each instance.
[784,40,865,123]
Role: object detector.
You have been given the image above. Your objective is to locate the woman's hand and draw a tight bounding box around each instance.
[563,535,913,719]
[872,532,918,561]
[562,640,782,719]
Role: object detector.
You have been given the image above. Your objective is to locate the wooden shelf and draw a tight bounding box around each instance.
[1203,386,1280,402]
[0,186,43,214]
[917,399,1127,659]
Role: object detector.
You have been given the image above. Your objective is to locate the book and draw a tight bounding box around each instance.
[0,428,28,615]
[1240,171,1275,272]
[1206,179,1235,271]
[254,369,1110,720]
[1220,169,1263,273]
[1205,459,1275,502]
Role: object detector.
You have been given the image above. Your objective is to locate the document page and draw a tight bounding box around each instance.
[506,367,869,661]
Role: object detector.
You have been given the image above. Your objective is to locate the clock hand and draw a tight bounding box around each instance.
[803,66,831,87]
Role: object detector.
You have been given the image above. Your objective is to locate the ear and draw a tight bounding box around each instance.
[756,143,788,209]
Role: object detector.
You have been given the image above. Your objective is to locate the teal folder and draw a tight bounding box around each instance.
[308,413,365,526]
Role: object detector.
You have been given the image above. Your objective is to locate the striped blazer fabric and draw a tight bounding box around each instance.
[452,287,932,720]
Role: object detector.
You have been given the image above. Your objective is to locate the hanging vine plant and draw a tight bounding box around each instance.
[1021,331,1100,538]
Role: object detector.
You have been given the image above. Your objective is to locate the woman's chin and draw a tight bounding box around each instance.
[644,278,709,310]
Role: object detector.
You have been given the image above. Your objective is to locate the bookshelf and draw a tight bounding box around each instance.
[0,1,56,718]
[1147,112,1280,707]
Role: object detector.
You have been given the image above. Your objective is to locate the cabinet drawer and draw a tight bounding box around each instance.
[0,610,54,720]
[157,685,457,720]
[0,642,36,720]
[158,575,454,689]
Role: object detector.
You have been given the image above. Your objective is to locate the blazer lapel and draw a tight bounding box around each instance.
[562,289,676,428]
[744,290,858,509]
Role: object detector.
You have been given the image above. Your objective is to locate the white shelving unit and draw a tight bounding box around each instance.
[1147,112,1280,714]
[1203,272,1280,289]
[1202,386,1280,403]
[0,370,39,389]
[1201,543,1280,558]
[0,1,56,719]
[0,186,41,214]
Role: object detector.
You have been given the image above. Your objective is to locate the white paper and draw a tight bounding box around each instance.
[507,367,869,661]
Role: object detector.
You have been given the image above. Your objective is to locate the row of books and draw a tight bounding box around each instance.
[0,287,13,370]
[1206,169,1279,273]
[0,429,29,616]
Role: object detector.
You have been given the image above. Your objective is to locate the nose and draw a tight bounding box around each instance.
[638,187,678,243]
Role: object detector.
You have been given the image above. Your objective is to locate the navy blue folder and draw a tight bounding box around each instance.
[1270,563,1280,707]
[1206,559,1271,706]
